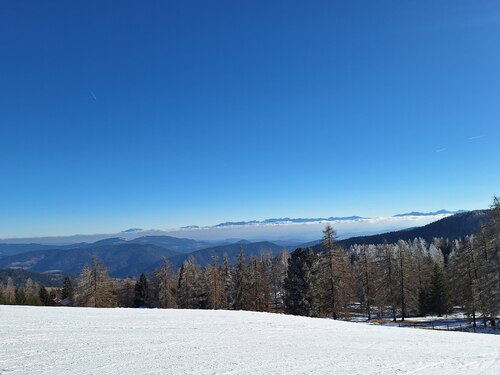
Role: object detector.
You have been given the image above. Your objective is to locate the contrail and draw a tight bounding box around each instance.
[468,135,484,140]
[90,91,97,100]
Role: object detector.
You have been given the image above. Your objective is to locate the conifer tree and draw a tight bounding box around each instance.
[284,248,319,317]
[428,264,451,316]
[0,284,4,304]
[134,273,149,307]
[39,285,51,306]
[15,288,27,305]
[61,275,74,301]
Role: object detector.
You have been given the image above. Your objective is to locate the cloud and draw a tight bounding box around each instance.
[0,214,454,244]
[90,91,97,100]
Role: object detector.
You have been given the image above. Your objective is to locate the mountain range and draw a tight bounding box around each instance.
[392,209,466,217]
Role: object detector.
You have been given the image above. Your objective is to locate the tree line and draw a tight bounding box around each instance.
[1,199,498,327]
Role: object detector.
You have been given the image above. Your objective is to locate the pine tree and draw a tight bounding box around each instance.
[284,248,319,317]
[0,283,4,305]
[39,285,51,306]
[61,275,74,301]
[15,288,27,305]
[134,273,149,307]
[428,264,451,316]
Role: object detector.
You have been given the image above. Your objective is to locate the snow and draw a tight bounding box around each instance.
[0,306,498,374]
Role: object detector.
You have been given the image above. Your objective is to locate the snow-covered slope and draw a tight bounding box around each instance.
[0,306,498,374]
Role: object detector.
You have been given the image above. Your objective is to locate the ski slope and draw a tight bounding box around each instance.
[0,306,498,374]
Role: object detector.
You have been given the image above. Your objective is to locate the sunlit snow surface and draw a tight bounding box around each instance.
[0,306,498,374]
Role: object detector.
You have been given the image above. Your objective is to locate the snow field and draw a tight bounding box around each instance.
[0,306,498,374]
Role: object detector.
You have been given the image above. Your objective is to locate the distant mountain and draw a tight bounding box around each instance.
[0,244,180,279]
[121,228,143,233]
[0,268,63,288]
[167,241,285,269]
[128,235,215,254]
[319,210,489,249]
[214,216,365,227]
[0,235,222,258]
[89,237,128,247]
[393,209,466,217]
[0,243,57,257]
[0,239,288,277]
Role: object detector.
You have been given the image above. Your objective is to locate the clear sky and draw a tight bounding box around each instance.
[1,1,499,238]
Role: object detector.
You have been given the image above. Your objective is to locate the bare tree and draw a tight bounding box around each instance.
[74,256,117,307]
[205,255,226,309]
[4,277,16,305]
[155,259,177,309]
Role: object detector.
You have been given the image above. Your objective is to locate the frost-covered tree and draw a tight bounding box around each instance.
[352,245,377,319]
[221,254,234,308]
[270,249,289,312]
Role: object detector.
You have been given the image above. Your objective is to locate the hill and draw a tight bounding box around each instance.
[167,241,285,268]
[128,235,215,253]
[0,243,58,257]
[0,268,63,287]
[1,306,498,374]
[0,240,286,277]
[332,210,490,249]
[0,244,180,278]
[0,235,221,258]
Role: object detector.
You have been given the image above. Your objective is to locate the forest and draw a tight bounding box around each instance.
[1,198,498,329]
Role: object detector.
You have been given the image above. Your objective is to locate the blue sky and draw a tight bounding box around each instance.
[1,1,499,237]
